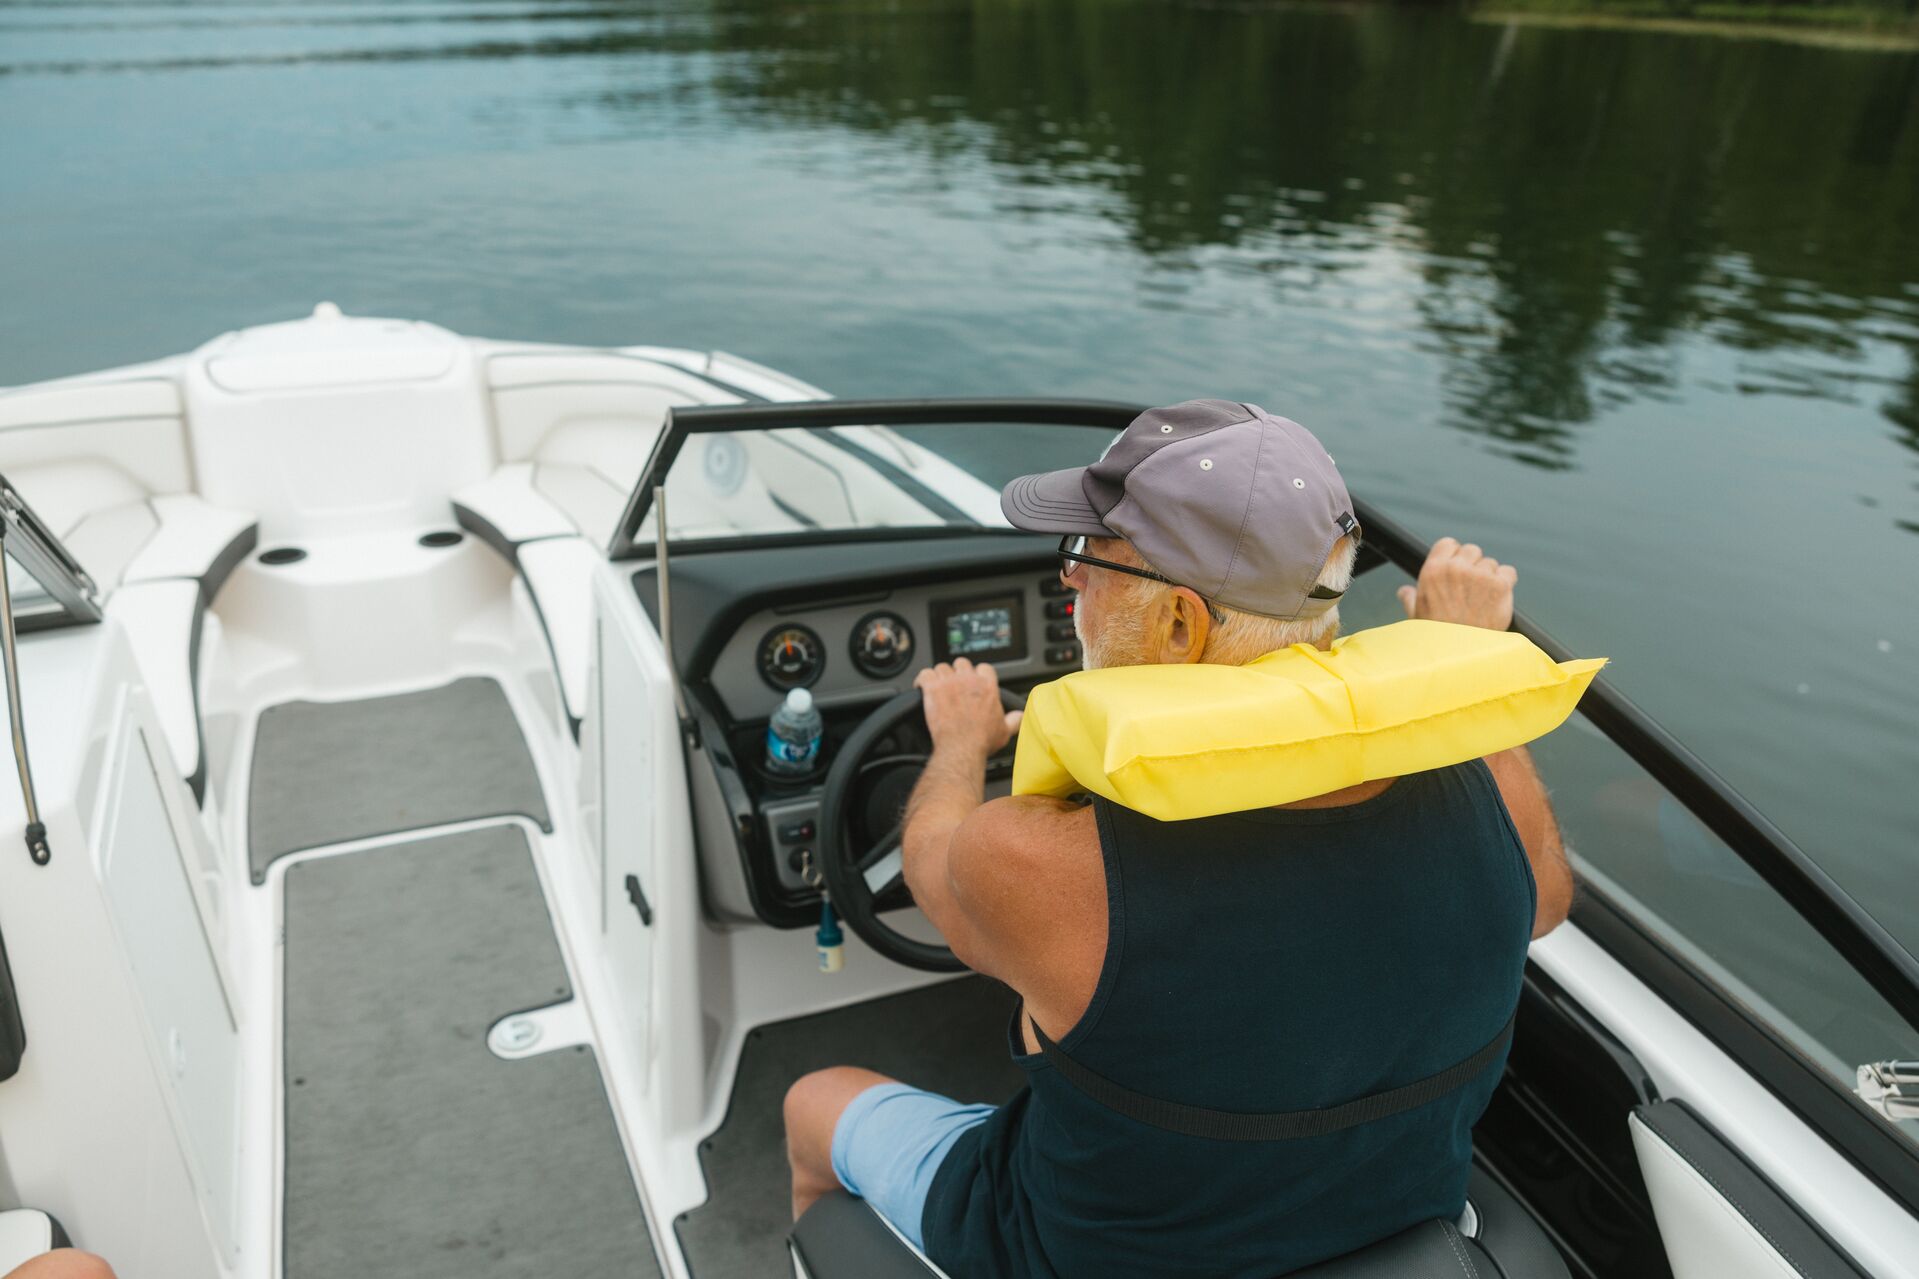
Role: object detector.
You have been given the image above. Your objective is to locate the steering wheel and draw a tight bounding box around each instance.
[817,684,1026,972]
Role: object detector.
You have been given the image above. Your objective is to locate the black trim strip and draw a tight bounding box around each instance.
[0,916,24,1082]
[197,520,259,604]
[1576,890,1919,1217]
[185,588,207,805]
[452,499,521,560]
[1356,500,1919,1035]
[1635,1099,1869,1278]
[451,503,584,741]
[1032,1011,1515,1141]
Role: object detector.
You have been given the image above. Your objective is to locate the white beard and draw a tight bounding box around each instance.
[1074,595,1151,671]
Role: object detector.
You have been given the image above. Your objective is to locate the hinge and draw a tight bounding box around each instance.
[1856,1061,1919,1121]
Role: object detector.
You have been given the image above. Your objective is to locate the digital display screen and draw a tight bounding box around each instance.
[946,607,1013,656]
[931,592,1027,663]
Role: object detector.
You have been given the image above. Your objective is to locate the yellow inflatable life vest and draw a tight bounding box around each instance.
[1011,619,1604,822]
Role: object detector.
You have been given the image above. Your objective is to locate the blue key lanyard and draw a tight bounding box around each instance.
[800,848,844,973]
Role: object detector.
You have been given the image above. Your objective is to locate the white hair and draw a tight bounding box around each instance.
[1077,537,1357,669]
[1201,536,1357,665]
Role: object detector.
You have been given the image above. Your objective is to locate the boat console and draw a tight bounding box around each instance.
[636,533,1080,929]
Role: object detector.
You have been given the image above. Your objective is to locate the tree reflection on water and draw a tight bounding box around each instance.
[682,0,1919,472]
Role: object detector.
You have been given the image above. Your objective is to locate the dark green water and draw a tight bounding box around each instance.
[3,1,1917,960]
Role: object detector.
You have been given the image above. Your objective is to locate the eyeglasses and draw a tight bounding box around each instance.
[1057,535,1344,622]
[1057,536,1226,623]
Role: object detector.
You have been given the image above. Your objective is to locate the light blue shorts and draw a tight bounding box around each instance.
[830,1083,995,1249]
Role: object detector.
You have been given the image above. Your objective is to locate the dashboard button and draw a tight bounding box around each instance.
[1046,622,1076,642]
[1039,577,1072,598]
[1046,643,1082,665]
[778,819,816,843]
[1044,599,1075,620]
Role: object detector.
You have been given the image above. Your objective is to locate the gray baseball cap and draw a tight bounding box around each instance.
[1000,399,1360,620]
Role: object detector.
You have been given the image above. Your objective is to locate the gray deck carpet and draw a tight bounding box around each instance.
[249,676,550,881]
[676,977,1025,1278]
[282,824,658,1279]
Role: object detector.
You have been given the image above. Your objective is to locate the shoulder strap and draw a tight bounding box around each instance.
[1029,1011,1515,1143]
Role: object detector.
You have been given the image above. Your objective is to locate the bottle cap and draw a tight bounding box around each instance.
[785,687,814,713]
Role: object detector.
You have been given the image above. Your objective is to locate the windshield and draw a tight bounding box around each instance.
[637,420,1120,548]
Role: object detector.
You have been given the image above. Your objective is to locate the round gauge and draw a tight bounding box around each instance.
[757,624,826,691]
[850,611,915,679]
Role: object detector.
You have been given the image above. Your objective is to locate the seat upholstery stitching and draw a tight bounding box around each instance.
[1645,1119,1804,1275]
[1440,1220,1482,1279]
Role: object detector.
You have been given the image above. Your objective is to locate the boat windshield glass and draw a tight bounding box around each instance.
[636,421,1119,548]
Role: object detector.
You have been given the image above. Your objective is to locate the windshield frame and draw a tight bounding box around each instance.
[605,397,1145,562]
[0,474,102,633]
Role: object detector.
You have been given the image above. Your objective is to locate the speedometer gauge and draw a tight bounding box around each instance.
[757,624,825,691]
[850,612,915,678]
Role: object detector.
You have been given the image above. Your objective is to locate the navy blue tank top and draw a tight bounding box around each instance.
[920,760,1534,1279]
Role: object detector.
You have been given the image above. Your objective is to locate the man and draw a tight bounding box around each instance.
[786,400,1572,1278]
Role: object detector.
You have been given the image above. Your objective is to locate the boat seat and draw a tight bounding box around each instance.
[4,460,257,597]
[107,580,216,802]
[789,1166,1569,1279]
[0,1209,72,1272]
[4,461,257,804]
[451,466,608,732]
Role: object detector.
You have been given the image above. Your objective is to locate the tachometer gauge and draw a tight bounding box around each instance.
[758,624,825,691]
[850,612,915,679]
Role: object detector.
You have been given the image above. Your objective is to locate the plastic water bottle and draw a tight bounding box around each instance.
[766,687,823,777]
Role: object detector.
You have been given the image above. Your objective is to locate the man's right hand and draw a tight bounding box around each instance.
[1397,537,1518,632]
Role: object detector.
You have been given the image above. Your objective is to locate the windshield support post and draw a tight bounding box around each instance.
[0,525,49,866]
[653,485,701,753]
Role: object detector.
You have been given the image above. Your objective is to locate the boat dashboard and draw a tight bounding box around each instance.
[635,532,1081,927]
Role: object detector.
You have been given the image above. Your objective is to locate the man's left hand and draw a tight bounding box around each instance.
[916,659,1023,759]
[1397,537,1518,632]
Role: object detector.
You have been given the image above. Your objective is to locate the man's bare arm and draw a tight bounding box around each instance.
[1485,745,1573,937]
[900,657,1022,970]
[901,734,997,968]
[1400,536,1574,937]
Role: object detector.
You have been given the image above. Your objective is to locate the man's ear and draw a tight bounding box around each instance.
[1158,587,1212,665]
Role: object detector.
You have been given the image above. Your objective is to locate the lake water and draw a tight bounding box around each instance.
[4,0,1917,959]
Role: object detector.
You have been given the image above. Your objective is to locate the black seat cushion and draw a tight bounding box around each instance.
[789,1167,1569,1279]
[1288,1218,1494,1278]
[790,1190,941,1278]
